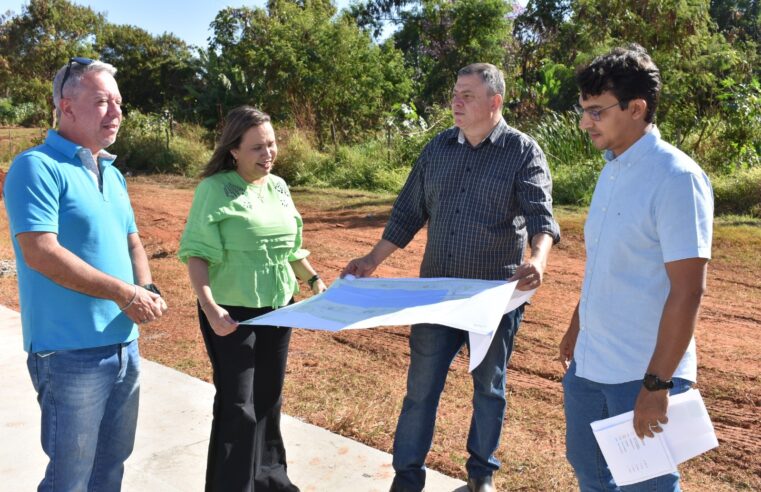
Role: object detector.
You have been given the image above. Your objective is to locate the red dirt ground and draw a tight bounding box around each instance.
[1,177,758,490]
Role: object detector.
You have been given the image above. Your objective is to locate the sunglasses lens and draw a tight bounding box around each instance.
[72,57,94,66]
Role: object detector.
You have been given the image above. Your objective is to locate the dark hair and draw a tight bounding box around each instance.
[458,63,505,98]
[201,106,271,178]
[575,44,661,123]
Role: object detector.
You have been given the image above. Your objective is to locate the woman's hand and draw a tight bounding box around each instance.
[311,278,327,295]
[203,303,239,336]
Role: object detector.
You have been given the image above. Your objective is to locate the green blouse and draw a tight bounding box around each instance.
[178,171,309,308]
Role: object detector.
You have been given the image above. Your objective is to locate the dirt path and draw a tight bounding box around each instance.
[8,178,755,490]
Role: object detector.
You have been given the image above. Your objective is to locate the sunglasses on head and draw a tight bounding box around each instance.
[59,57,94,99]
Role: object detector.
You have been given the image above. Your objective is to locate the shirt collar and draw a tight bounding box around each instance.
[455,118,508,147]
[46,129,117,165]
[604,125,661,164]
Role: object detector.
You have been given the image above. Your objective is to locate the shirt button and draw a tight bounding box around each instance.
[466,168,471,172]
[455,209,460,214]
[460,188,465,193]
[602,207,607,212]
[610,176,616,180]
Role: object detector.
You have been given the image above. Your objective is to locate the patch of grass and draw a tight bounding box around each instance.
[712,168,761,217]
[712,214,761,268]
[0,127,46,169]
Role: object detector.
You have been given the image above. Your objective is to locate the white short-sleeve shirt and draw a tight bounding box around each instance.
[574,128,713,384]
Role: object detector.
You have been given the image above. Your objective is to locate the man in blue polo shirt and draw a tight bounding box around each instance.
[558,45,713,491]
[4,58,167,490]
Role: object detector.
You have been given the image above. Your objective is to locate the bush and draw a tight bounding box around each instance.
[530,111,604,205]
[0,98,46,127]
[550,158,605,205]
[277,132,409,192]
[276,129,325,185]
[712,167,761,217]
[110,111,211,176]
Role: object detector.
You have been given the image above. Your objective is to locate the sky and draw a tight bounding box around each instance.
[0,0,358,48]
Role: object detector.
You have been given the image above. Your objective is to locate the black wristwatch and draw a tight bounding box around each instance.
[643,373,674,391]
[307,274,321,289]
[142,283,162,296]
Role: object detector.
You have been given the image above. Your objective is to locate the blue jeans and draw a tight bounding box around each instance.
[27,340,141,492]
[563,360,692,492]
[391,307,524,491]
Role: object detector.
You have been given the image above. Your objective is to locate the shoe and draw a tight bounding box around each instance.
[467,475,495,492]
[389,479,422,492]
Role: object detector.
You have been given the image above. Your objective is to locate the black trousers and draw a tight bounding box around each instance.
[199,303,299,492]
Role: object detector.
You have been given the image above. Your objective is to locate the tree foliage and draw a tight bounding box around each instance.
[391,0,513,109]
[0,0,757,175]
[196,0,413,145]
[0,0,104,124]
[95,24,198,118]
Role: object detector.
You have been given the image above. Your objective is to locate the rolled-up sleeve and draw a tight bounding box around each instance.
[382,150,429,248]
[288,213,310,262]
[516,144,561,244]
[178,181,224,265]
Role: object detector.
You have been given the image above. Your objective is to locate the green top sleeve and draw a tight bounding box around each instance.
[178,178,224,265]
[178,171,309,308]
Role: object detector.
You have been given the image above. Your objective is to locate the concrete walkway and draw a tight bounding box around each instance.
[0,305,465,491]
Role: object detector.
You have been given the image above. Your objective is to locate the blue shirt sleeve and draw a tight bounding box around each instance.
[4,153,61,236]
[655,171,714,262]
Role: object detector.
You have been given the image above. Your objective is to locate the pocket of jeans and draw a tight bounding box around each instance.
[27,351,50,392]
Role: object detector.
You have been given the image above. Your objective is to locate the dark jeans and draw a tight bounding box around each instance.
[391,306,524,491]
[199,303,299,492]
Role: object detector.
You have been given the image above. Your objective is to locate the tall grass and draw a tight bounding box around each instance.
[712,167,761,217]
[531,111,604,205]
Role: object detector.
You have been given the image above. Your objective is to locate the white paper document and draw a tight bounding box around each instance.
[590,389,719,486]
[241,276,535,371]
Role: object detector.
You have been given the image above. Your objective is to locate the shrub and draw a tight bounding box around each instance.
[110,110,211,176]
[550,158,605,205]
[530,111,604,205]
[0,98,46,127]
[712,167,761,217]
[276,129,324,185]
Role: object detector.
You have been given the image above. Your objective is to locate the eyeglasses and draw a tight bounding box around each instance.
[573,101,626,122]
[59,57,94,99]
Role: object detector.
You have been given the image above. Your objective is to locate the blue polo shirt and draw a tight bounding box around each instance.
[3,130,139,352]
[574,128,713,384]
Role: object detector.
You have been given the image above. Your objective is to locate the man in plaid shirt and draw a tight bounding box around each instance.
[343,62,560,492]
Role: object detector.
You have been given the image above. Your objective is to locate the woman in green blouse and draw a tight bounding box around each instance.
[179,106,326,492]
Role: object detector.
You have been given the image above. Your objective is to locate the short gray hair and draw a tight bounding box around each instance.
[458,63,505,98]
[52,59,117,111]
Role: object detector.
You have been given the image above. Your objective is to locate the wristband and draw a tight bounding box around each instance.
[120,284,138,311]
[307,274,321,288]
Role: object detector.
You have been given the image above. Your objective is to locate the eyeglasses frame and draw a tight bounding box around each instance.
[574,100,629,122]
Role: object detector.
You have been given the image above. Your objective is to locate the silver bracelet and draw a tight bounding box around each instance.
[120,284,138,311]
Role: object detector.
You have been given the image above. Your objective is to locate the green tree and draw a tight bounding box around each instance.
[0,0,104,124]
[710,0,760,42]
[95,24,198,117]
[392,0,513,109]
[198,0,412,145]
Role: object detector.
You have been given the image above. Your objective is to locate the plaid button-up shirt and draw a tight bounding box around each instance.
[383,118,560,280]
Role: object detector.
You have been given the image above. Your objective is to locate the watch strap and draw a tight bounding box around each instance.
[643,373,674,391]
[142,283,162,296]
